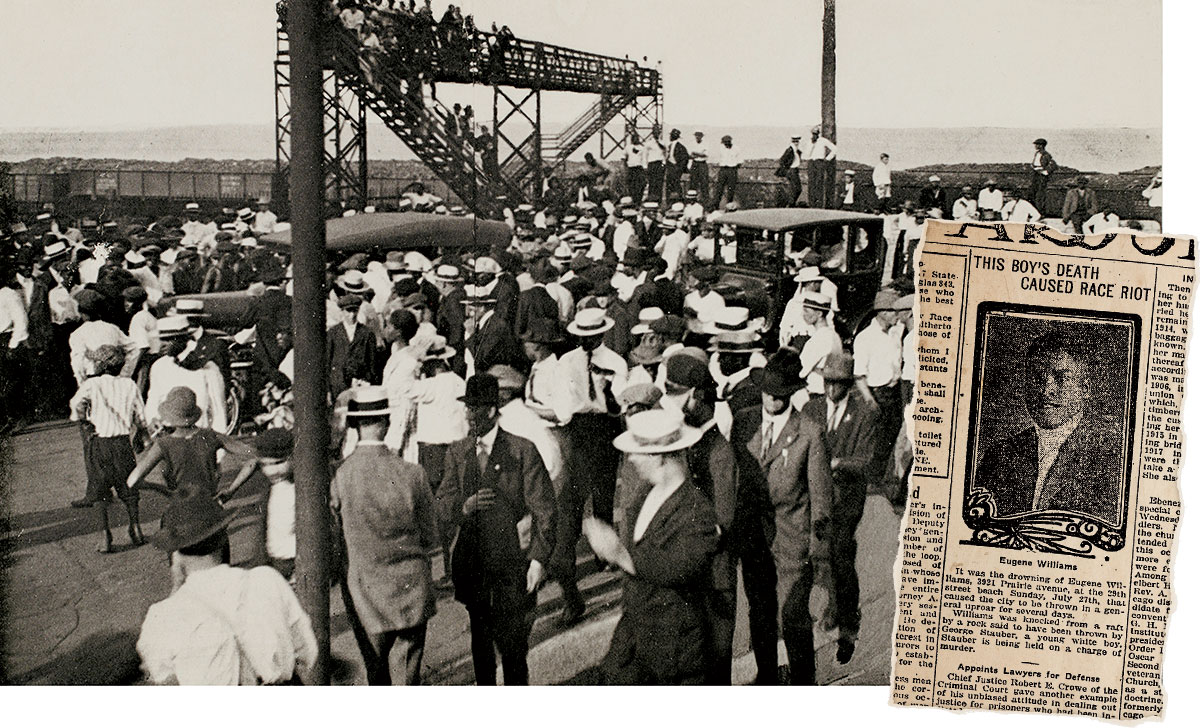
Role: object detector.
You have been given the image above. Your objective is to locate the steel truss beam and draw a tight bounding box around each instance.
[493,86,542,202]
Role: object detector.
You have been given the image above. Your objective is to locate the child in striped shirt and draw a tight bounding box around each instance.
[70,345,149,553]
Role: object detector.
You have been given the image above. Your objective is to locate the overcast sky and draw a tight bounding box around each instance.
[0,0,1162,130]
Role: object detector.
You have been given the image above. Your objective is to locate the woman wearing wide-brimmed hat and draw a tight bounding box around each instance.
[584,408,719,684]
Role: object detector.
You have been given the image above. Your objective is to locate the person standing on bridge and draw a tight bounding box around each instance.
[664,128,690,202]
[624,133,647,204]
[688,131,711,208]
[713,135,742,209]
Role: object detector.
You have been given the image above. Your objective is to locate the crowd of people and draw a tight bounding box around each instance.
[1,176,922,685]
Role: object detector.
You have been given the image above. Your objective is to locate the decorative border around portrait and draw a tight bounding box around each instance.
[961,302,1141,558]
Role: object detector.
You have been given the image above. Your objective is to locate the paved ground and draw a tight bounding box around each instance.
[0,421,900,685]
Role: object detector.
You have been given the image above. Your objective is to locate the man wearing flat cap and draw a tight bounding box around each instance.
[439,374,557,685]
[1030,138,1057,214]
[332,386,439,684]
[136,495,317,685]
[806,350,882,665]
[328,293,379,399]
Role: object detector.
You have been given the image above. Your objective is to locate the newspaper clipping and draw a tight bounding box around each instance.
[889,221,1192,721]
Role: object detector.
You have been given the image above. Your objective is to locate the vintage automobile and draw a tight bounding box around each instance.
[156,212,511,433]
[711,208,888,346]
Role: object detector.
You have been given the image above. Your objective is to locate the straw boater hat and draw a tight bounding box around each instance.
[42,240,70,263]
[344,386,395,418]
[630,306,665,335]
[488,364,526,392]
[385,250,406,274]
[567,308,614,337]
[421,335,456,362]
[462,279,498,304]
[184,202,201,213]
[404,251,433,273]
[893,293,915,311]
[794,266,824,285]
[709,329,765,354]
[801,291,833,312]
[237,208,254,223]
[159,386,203,428]
[337,269,371,294]
[433,264,462,283]
[173,299,206,317]
[613,408,703,454]
[157,315,192,339]
[704,306,759,335]
[150,494,235,552]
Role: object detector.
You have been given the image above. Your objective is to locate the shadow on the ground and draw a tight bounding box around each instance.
[8,629,143,685]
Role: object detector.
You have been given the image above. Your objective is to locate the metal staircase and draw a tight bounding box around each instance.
[274,2,661,215]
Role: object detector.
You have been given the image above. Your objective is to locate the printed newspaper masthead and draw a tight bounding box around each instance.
[890,220,1192,722]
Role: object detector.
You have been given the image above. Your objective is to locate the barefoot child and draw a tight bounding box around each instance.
[70,345,149,553]
[127,386,253,500]
[218,428,296,578]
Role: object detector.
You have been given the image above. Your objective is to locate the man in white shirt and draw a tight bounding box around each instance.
[551,308,628,625]
[1001,190,1042,224]
[872,153,893,213]
[644,127,667,204]
[805,125,837,209]
[853,290,904,470]
[797,293,842,395]
[69,290,141,384]
[654,217,689,281]
[952,186,979,220]
[624,134,647,204]
[137,496,317,685]
[976,179,1004,220]
[688,219,718,265]
[252,199,278,235]
[713,135,742,209]
[1083,207,1121,234]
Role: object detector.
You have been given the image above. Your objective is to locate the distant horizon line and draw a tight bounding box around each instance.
[0,123,1162,134]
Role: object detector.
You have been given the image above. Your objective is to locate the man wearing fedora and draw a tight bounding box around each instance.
[807,350,882,665]
[584,408,719,684]
[332,386,440,685]
[551,308,629,625]
[736,349,834,684]
[136,495,317,685]
[439,374,557,685]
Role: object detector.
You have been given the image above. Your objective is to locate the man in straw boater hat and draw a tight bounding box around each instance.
[582,407,718,684]
[733,348,834,684]
[439,373,556,685]
[795,291,844,398]
[136,494,317,685]
[805,350,883,666]
[331,385,439,685]
[549,307,628,626]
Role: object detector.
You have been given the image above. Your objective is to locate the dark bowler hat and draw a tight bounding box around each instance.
[820,351,856,383]
[760,349,804,398]
[150,494,235,552]
[459,373,500,408]
[665,353,711,390]
[521,317,564,344]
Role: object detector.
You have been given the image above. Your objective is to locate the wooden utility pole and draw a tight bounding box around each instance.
[287,0,332,684]
[821,0,836,143]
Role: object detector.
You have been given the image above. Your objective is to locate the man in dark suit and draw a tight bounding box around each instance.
[741,349,834,685]
[775,134,805,207]
[664,128,690,202]
[464,281,525,377]
[439,374,557,685]
[631,257,685,316]
[478,254,520,332]
[1060,176,1099,234]
[918,175,949,217]
[328,294,379,399]
[332,386,439,685]
[516,258,562,336]
[806,351,881,664]
[249,257,292,393]
[975,332,1123,524]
